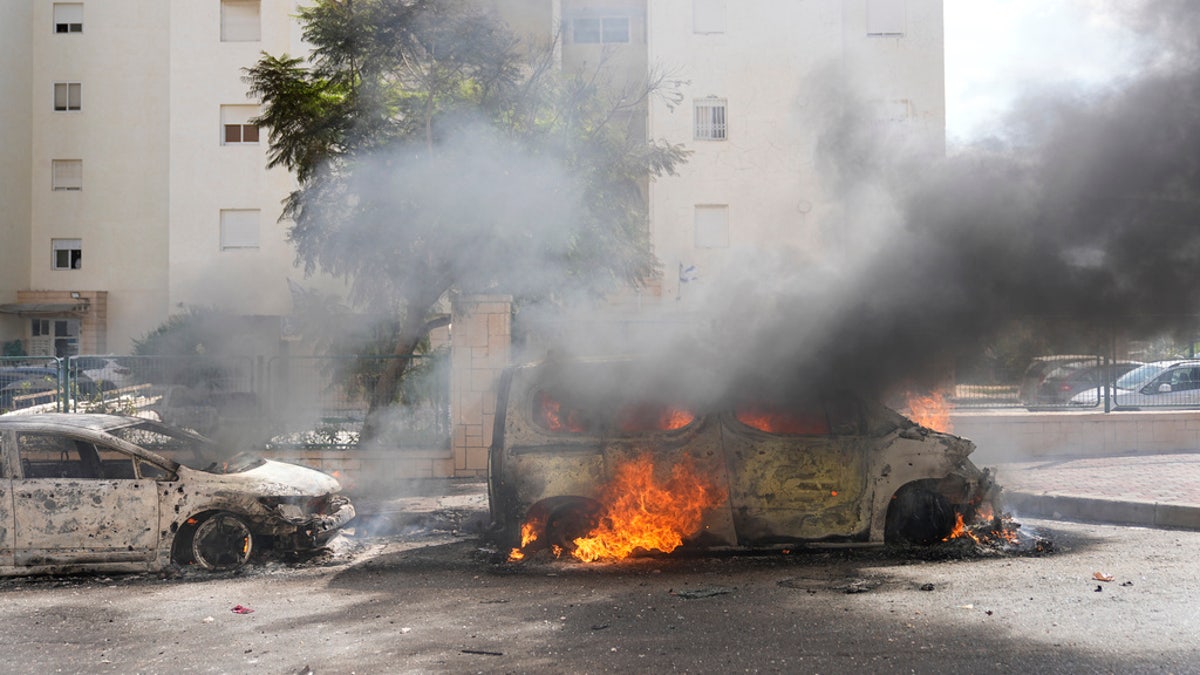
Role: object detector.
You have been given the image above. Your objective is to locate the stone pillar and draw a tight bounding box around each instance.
[450,293,512,477]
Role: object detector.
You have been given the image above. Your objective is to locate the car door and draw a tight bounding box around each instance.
[12,431,158,566]
[1142,366,1200,408]
[721,395,871,544]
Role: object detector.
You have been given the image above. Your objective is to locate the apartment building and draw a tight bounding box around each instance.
[651,0,944,305]
[0,0,943,356]
[1,0,309,358]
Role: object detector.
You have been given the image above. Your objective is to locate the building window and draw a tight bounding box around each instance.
[51,160,82,191]
[572,16,630,44]
[867,0,905,36]
[220,209,260,250]
[693,0,726,34]
[54,82,82,111]
[221,0,261,42]
[694,98,727,141]
[220,105,260,144]
[53,3,83,33]
[694,205,729,248]
[52,238,82,270]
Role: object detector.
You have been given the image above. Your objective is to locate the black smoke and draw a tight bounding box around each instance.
[615,0,1200,404]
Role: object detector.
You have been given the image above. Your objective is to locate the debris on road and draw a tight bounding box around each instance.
[1093,571,1115,582]
[672,586,733,599]
[231,604,255,614]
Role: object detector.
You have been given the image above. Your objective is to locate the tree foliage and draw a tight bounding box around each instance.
[244,0,687,439]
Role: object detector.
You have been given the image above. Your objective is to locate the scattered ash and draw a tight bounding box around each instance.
[892,518,1057,562]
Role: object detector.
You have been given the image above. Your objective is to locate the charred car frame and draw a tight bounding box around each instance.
[489,359,1001,558]
[0,413,354,575]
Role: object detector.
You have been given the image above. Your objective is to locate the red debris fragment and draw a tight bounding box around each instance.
[231,605,255,614]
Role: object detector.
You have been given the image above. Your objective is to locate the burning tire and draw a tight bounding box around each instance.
[884,482,956,545]
[189,512,254,571]
[514,496,603,556]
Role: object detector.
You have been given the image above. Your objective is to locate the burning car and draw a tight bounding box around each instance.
[490,359,1002,562]
[0,413,354,575]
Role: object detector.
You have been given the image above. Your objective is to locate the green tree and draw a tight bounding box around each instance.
[245,0,686,441]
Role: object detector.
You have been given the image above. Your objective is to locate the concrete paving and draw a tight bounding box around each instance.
[352,451,1200,536]
[993,452,1200,531]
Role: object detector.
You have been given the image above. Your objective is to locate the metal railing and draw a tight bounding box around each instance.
[1,353,449,450]
[264,353,449,450]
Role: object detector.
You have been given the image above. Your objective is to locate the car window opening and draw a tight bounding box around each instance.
[734,402,831,435]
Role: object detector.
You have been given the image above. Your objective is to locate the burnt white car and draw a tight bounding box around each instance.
[0,413,354,575]
[491,358,1000,558]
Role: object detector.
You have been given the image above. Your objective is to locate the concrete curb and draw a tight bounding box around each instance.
[1006,491,1200,531]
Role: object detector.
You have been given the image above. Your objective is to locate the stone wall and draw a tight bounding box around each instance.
[449,294,511,477]
[955,410,1200,464]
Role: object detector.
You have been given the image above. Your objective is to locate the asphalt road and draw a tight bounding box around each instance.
[1,519,1198,674]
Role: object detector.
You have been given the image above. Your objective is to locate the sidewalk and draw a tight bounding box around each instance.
[351,453,1200,536]
[993,452,1200,531]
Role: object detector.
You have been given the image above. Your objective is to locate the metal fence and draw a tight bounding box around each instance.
[951,317,1200,411]
[1,353,449,450]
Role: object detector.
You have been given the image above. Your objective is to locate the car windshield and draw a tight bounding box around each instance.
[1114,364,1168,389]
[108,419,265,473]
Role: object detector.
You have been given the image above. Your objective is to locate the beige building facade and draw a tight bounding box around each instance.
[1,0,311,358]
[645,0,945,305]
[0,0,943,354]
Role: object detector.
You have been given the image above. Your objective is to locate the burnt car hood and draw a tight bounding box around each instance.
[187,458,342,497]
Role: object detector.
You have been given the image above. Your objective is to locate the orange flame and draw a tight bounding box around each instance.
[734,403,830,435]
[508,516,545,562]
[616,404,696,433]
[509,454,727,563]
[943,507,1021,545]
[905,391,953,433]
[537,391,587,433]
[570,454,725,562]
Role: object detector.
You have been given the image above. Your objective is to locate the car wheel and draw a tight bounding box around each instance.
[190,512,254,571]
[884,483,955,545]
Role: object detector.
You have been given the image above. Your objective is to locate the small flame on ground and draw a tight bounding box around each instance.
[942,507,1021,546]
[508,517,545,562]
[906,391,953,433]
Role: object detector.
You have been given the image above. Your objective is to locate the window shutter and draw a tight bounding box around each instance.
[694,205,730,248]
[220,210,260,249]
[693,0,726,34]
[53,3,83,31]
[867,0,906,36]
[221,0,261,42]
[52,160,82,190]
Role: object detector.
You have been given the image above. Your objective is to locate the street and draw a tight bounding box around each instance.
[1,519,1198,674]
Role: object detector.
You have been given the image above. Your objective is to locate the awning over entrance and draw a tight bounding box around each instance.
[0,302,90,316]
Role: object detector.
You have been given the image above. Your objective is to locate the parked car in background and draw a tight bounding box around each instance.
[1018,355,1101,406]
[0,413,354,575]
[1069,360,1200,409]
[1023,359,1142,408]
[73,356,135,389]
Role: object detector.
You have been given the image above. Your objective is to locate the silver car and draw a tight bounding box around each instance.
[1069,360,1200,409]
[0,413,354,575]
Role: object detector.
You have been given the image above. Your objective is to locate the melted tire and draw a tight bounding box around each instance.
[191,512,254,571]
[885,484,955,545]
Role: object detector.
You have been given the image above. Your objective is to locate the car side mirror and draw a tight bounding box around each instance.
[1158,383,1173,394]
